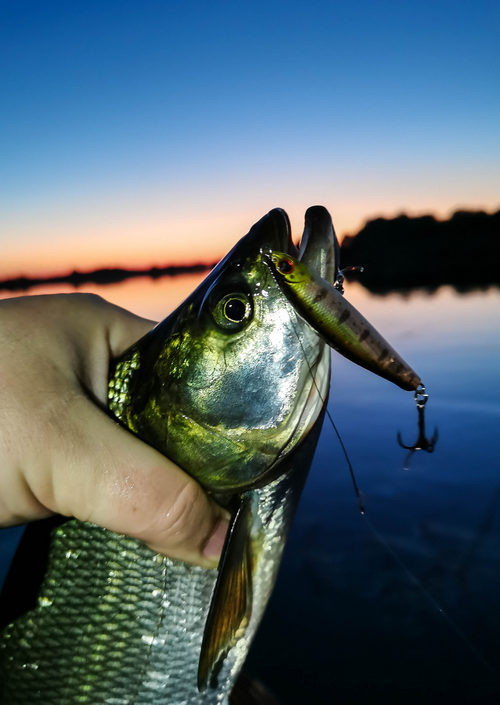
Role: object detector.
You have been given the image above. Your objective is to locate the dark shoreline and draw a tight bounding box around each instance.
[0,261,218,294]
[340,208,500,295]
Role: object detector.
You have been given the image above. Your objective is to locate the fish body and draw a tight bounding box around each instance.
[0,208,335,704]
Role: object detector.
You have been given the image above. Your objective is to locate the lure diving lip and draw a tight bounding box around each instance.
[263,250,422,392]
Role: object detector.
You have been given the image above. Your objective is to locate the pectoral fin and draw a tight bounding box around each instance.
[198,495,253,691]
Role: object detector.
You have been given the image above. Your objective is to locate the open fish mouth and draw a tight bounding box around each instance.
[258,208,421,392]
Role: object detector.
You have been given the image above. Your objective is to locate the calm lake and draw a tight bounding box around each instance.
[1,275,500,704]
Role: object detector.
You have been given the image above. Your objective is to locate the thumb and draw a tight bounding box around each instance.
[45,395,230,569]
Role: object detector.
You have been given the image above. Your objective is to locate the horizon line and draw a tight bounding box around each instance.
[0,260,220,294]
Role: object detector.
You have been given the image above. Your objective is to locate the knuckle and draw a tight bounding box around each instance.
[70,292,104,307]
[156,479,206,547]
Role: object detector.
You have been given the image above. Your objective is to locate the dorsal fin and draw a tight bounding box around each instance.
[198,495,253,691]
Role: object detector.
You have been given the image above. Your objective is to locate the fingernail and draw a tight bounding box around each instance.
[203,518,229,561]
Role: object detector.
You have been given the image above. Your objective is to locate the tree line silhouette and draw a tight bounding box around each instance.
[340,209,500,294]
[0,262,217,294]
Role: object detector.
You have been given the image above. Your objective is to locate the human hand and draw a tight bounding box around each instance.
[0,294,229,568]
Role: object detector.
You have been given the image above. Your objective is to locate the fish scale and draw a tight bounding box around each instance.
[1,469,304,704]
[1,522,216,704]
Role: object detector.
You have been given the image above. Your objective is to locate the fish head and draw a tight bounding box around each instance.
[109,207,335,493]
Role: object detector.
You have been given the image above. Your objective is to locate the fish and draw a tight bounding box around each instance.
[0,206,421,704]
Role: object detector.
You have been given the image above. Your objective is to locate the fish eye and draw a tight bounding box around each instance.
[223,297,247,322]
[212,292,253,331]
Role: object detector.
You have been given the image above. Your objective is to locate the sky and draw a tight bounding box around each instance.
[1,0,499,278]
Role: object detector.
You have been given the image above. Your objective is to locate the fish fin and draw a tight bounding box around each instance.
[198,495,253,691]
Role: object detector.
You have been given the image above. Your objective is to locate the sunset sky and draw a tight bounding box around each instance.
[1,0,499,278]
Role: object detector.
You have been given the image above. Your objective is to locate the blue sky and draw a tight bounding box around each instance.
[1,0,499,275]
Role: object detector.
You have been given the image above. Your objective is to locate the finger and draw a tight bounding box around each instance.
[49,294,157,405]
[33,394,229,568]
[105,304,157,357]
[62,293,157,357]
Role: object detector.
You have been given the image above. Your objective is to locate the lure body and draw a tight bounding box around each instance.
[265,252,421,391]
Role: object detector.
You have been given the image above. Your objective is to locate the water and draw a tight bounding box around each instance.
[1,278,500,704]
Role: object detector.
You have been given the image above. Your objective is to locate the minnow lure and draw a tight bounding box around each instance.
[264,251,421,392]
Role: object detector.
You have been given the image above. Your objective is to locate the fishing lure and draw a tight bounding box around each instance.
[263,251,421,392]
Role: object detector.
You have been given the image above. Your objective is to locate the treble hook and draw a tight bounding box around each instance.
[397,384,438,470]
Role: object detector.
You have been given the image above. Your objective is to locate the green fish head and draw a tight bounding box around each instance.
[109,207,334,493]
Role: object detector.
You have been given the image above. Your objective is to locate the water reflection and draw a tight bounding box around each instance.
[0,272,209,321]
[245,283,500,703]
[1,279,500,704]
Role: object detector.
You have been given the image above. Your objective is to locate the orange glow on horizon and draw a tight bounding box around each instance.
[2,201,498,281]
[0,248,223,282]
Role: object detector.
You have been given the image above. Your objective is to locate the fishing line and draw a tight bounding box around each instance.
[289,313,500,684]
[324,406,365,515]
[288,314,364,513]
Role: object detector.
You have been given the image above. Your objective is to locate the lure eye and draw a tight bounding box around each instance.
[212,293,253,331]
[277,258,294,274]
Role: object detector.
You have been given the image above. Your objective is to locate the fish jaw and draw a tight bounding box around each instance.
[299,205,340,283]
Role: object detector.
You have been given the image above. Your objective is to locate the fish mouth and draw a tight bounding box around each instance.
[251,206,338,281]
[263,212,422,392]
[243,207,336,486]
